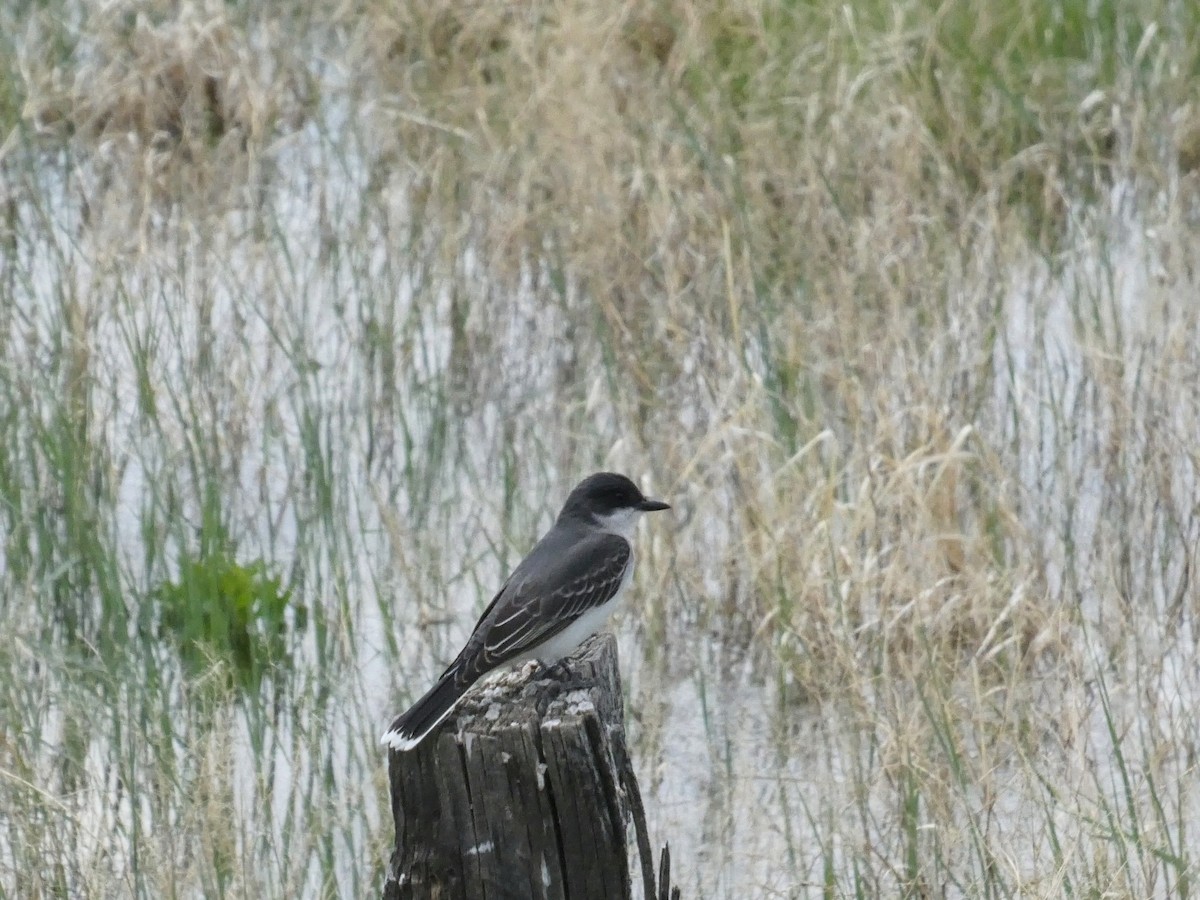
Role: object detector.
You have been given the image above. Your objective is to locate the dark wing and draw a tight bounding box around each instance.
[452,532,631,684]
[439,575,511,679]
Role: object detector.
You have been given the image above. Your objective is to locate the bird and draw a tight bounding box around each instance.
[381,471,670,751]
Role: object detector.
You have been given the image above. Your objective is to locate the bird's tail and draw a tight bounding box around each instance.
[381,668,471,751]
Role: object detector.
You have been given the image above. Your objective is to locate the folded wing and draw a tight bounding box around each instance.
[453,532,632,683]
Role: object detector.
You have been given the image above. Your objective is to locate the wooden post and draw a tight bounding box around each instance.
[381,634,679,900]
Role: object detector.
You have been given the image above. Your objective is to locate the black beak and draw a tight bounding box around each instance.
[639,498,671,512]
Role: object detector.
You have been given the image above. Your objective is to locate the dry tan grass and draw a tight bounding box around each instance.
[5,0,1200,896]
[18,0,312,216]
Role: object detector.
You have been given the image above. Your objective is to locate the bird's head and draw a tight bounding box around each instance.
[558,472,670,538]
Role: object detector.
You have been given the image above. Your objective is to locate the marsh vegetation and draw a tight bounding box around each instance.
[3,0,1200,896]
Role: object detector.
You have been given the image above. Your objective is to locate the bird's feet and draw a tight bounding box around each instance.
[532,659,574,683]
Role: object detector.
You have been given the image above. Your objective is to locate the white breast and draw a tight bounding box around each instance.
[524,540,636,664]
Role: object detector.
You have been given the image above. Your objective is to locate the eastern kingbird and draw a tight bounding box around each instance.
[382,472,669,751]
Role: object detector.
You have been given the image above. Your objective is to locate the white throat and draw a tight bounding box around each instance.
[592,507,641,541]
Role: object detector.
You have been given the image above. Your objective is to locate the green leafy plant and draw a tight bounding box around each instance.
[153,552,303,691]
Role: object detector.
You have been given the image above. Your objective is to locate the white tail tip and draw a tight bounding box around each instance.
[381,729,423,752]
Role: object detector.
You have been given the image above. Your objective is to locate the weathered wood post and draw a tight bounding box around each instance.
[381,634,679,900]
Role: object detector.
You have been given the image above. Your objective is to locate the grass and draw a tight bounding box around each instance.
[3,0,1200,897]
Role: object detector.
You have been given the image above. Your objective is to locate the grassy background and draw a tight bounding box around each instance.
[3,0,1200,896]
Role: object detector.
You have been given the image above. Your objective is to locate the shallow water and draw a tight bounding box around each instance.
[5,86,1200,898]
